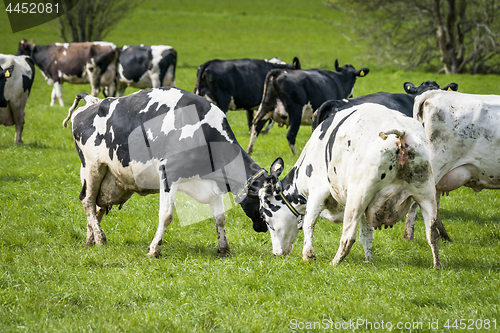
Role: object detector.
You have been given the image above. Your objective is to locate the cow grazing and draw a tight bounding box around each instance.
[312,81,459,130]
[16,39,117,106]
[63,87,274,257]
[194,57,301,129]
[257,104,441,267]
[404,90,500,240]
[247,60,369,155]
[0,54,35,144]
[86,45,177,97]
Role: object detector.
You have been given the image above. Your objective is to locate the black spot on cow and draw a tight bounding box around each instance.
[325,110,357,166]
[381,173,386,180]
[334,167,336,174]
[347,140,351,147]
[306,164,313,177]
[79,180,87,201]
[389,165,393,171]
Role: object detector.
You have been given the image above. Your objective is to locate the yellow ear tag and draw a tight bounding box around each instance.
[407,86,411,90]
[5,70,10,78]
[360,70,365,77]
[447,87,452,91]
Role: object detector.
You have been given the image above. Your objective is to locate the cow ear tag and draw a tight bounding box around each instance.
[407,86,411,91]
[360,70,365,77]
[447,87,453,91]
[5,70,10,78]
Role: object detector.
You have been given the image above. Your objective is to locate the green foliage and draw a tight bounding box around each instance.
[1,0,500,331]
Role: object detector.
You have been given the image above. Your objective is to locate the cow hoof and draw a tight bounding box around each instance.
[147,250,161,258]
[302,254,316,261]
[218,247,231,257]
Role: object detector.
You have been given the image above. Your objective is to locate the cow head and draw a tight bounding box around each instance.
[86,49,119,97]
[334,59,370,98]
[16,39,33,56]
[235,167,275,233]
[258,158,302,256]
[404,81,458,95]
[0,65,14,108]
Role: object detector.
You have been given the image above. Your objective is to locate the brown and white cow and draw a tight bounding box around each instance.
[404,90,500,240]
[0,54,35,144]
[16,39,118,106]
[257,104,441,268]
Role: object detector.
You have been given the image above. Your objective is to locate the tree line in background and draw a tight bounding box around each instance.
[326,0,500,74]
[54,0,499,74]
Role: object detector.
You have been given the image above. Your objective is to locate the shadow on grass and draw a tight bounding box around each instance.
[0,173,39,183]
[440,208,500,225]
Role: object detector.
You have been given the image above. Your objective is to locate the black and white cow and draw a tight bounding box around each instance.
[312,81,459,130]
[247,60,369,155]
[16,39,118,106]
[86,45,177,97]
[258,104,441,267]
[63,87,273,257]
[404,90,500,241]
[194,57,301,129]
[0,54,35,144]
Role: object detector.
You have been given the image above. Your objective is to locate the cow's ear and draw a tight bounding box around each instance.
[270,157,284,181]
[292,57,301,69]
[356,68,369,77]
[334,59,340,71]
[404,82,417,94]
[1,65,14,78]
[442,83,458,91]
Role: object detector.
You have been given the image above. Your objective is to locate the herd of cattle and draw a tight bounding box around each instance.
[1,39,500,268]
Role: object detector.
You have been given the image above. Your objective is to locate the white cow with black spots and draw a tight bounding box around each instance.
[258,103,442,267]
[404,90,500,240]
[63,87,273,257]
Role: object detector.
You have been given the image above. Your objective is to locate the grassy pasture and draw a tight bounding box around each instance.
[1,0,500,331]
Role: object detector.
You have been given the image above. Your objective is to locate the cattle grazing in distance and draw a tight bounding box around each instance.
[16,39,118,106]
[258,104,441,267]
[86,45,177,97]
[0,54,35,144]
[404,90,500,241]
[63,87,274,258]
[247,60,369,155]
[194,57,301,129]
[312,80,459,130]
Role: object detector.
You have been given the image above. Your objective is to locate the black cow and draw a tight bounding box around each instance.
[247,60,369,155]
[194,57,301,129]
[16,39,117,106]
[312,80,459,130]
[63,87,272,258]
[86,44,177,97]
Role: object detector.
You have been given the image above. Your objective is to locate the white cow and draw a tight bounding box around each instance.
[0,54,35,144]
[404,90,500,239]
[258,104,442,267]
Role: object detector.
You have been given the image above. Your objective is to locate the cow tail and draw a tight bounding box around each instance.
[62,93,100,128]
[379,130,406,140]
[194,60,212,94]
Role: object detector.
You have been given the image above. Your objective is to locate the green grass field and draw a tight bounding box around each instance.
[1,1,500,332]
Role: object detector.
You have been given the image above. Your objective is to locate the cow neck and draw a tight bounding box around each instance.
[276,168,306,229]
[30,45,53,74]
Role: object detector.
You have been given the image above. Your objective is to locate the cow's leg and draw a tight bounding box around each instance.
[81,164,108,245]
[52,81,64,107]
[286,114,301,155]
[358,216,374,262]
[403,201,419,241]
[147,183,178,258]
[150,72,161,88]
[209,195,230,257]
[8,102,24,144]
[116,81,127,97]
[302,195,325,261]
[434,193,452,242]
[416,196,441,268]
[245,109,253,131]
[331,198,365,265]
